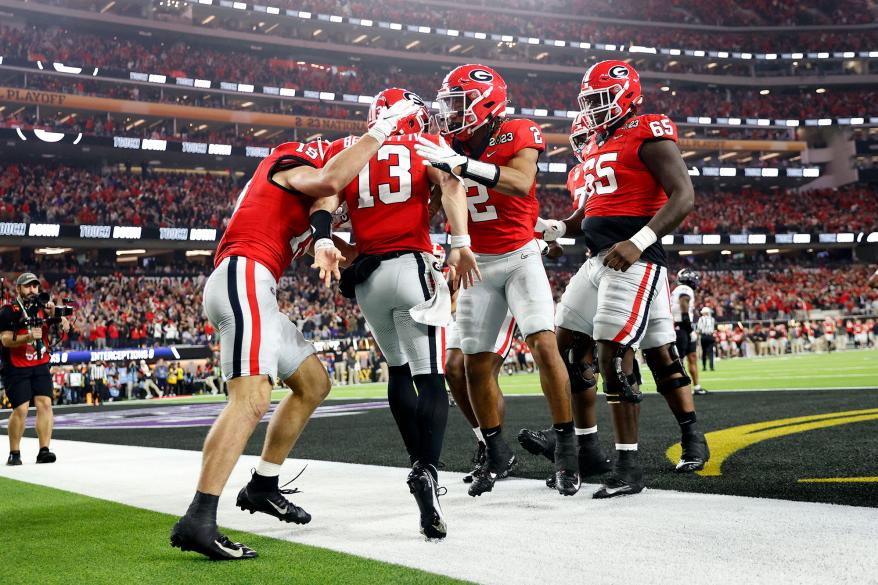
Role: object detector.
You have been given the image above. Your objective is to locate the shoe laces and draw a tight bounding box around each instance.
[278,464,307,497]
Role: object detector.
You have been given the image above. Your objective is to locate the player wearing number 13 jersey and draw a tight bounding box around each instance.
[322,88,476,541]
[539,60,709,499]
[416,64,579,498]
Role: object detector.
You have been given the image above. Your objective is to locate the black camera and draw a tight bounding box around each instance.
[23,292,74,327]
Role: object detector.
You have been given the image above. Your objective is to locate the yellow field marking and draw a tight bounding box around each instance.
[666,408,878,477]
[797,477,878,483]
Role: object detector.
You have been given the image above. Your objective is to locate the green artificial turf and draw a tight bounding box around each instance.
[0,477,471,585]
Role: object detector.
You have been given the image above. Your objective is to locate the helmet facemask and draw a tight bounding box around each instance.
[577,82,629,138]
[569,125,590,162]
[435,88,491,138]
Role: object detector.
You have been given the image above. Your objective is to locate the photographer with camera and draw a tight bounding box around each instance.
[2,273,70,466]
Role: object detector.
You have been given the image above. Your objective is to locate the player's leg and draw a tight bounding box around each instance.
[172,258,270,560]
[237,313,327,525]
[457,258,517,496]
[688,347,703,394]
[640,273,709,473]
[504,244,578,495]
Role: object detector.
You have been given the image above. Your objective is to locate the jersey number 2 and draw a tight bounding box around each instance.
[463,179,498,222]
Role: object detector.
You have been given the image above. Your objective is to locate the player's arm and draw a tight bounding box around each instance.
[604,139,694,271]
[679,295,692,331]
[427,166,481,289]
[540,205,585,241]
[869,268,878,289]
[275,100,421,198]
[415,136,537,199]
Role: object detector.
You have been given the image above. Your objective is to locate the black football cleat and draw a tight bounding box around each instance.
[593,451,644,499]
[170,515,257,561]
[462,442,486,484]
[407,464,447,540]
[675,430,710,473]
[577,434,612,477]
[36,449,56,464]
[517,427,555,462]
[6,452,22,466]
[236,479,311,524]
[469,437,516,497]
[553,431,580,496]
[554,470,581,496]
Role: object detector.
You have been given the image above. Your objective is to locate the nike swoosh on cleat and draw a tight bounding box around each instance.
[601,485,631,496]
[214,540,244,558]
[268,500,288,514]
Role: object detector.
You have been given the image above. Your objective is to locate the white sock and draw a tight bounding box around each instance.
[472,427,485,443]
[694,384,702,390]
[615,443,638,451]
[256,459,282,477]
[575,426,598,436]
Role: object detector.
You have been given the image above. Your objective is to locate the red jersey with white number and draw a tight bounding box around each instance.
[326,133,433,256]
[453,118,545,254]
[215,141,325,281]
[573,113,678,267]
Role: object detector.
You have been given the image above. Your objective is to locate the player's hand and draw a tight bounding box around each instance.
[368,100,422,143]
[603,240,642,272]
[546,242,564,259]
[311,241,346,288]
[869,271,878,289]
[536,217,566,242]
[447,247,481,289]
[30,326,43,340]
[414,136,468,176]
[60,317,71,333]
[334,239,358,269]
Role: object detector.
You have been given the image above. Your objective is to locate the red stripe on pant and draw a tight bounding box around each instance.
[440,327,447,369]
[612,263,653,344]
[497,317,517,356]
[244,259,262,375]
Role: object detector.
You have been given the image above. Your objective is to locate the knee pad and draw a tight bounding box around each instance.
[563,334,597,395]
[643,344,691,395]
[603,346,642,404]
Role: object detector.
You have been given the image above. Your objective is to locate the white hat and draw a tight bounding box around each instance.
[700,307,711,315]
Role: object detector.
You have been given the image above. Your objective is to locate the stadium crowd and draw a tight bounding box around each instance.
[5,164,874,235]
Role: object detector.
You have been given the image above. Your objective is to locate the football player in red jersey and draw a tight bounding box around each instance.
[538,60,708,498]
[318,88,477,540]
[415,64,580,497]
[171,100,422,560]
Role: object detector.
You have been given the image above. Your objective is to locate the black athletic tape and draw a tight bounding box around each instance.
[309,209,333,241]
[656,375,692,395]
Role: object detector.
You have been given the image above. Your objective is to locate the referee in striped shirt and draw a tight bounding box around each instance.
[696,308,717,372]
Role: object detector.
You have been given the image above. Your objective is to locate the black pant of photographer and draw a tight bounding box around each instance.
[5,365,54,462]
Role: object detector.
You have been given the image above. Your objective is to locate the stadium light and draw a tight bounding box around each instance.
[115,249,146,256]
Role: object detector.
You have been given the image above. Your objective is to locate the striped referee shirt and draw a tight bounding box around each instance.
[696,315,716,335]
[89,363,106,382]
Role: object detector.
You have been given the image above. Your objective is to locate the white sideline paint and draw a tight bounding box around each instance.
[2,438,876,585]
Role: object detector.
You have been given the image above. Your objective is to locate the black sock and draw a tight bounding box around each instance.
[186,491,219,522]
[39,446,49,453]
[553,421,574,436]
[676,411,698,433]
[10,450,20,456]
[250,472,279,492]
[413,373,449,469]
[387,365,420,463]
[481,425,502,440]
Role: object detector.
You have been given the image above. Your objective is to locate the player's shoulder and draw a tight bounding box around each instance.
[621,113,678,143]
[494,118,545,152]
[500,117,538,133]
[566,162,584,185]
[270,140,325,167]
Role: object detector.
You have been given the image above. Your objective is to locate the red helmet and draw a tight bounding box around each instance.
[435,64,508,140]
[569,111,590,162]
[431,242,446,264]
[577,60,642,139]
[367,87,429,136]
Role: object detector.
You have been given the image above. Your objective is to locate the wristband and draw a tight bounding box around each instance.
[313,238,335,252]
[449,235,471,249]
[309,209,333,241]
[629,226,657,252]
[365,127,388,145]
[460,159,500,188]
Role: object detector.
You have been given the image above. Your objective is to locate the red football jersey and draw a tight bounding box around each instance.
[326,133,433,256]
[573,113,678,266]
[215,141,325,281]
[459,118,545,254]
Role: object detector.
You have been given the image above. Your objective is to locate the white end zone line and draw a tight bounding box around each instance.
[2,438,877,585]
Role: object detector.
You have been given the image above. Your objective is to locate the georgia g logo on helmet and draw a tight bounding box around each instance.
[607,65,629,79]
[468,69,494,82]
[403,91,425,106]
